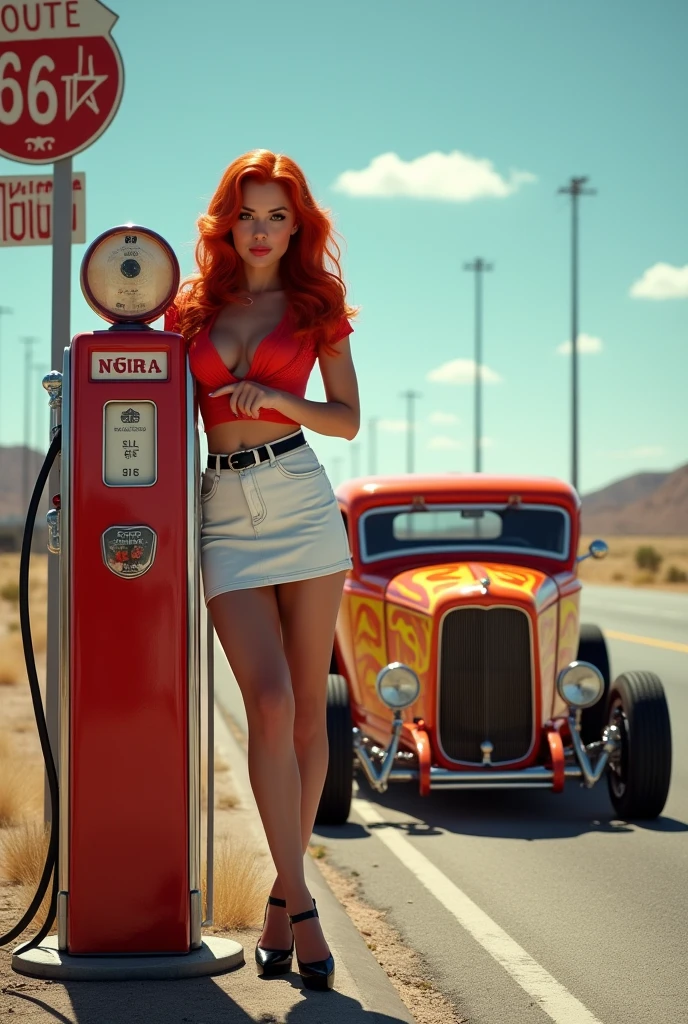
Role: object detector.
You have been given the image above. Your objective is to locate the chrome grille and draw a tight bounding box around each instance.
[438,607,533,764]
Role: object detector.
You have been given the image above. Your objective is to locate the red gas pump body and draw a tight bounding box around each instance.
[65,328,195,954]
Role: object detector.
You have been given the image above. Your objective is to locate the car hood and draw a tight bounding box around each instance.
[385,561,558,615]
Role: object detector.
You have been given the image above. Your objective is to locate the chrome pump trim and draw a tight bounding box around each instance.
[186,364,202,950]
[57,348,71,946]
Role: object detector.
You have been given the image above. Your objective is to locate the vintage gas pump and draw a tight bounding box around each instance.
[7,226,242,979]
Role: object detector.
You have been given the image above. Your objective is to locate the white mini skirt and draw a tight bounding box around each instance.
[200,432,352,602]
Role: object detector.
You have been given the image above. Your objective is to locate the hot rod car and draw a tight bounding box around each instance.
[316,475,672,824]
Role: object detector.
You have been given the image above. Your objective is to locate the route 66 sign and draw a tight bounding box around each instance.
[101,526,157,579]
[0,0,124,164]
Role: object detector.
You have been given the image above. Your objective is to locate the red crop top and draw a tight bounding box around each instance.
[164,305,353,432]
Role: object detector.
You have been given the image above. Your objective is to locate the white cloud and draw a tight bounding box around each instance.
[629,445,664,458]
[427,359,503,384]
[428,411,460,425]
[556,333,603,356]
[428,435,464,451]
[332,150,537,202]
[608,445,665,459]
[379,419,408,433]
[630,263,688,299]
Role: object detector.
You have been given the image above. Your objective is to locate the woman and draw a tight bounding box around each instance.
[166,150,359,991]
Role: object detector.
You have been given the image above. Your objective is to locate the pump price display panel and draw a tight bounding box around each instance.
[103,401,157,486]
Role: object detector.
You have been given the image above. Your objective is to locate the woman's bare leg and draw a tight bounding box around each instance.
[208,586,330,962]
[264,572,348,946]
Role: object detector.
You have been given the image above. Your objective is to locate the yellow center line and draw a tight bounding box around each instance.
[604,629,688,654]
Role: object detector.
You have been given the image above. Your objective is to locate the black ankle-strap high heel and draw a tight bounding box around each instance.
[255,896,293,976]
[255,895,317,976]
[288,899,335,991]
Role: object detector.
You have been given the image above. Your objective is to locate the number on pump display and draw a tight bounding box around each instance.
[122,468,140,478]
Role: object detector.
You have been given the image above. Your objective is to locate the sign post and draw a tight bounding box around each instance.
[0,0,124,818]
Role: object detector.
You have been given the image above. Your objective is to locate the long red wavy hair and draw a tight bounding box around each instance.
[174,150,356,352]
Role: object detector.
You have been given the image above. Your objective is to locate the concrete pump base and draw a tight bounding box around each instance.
[11,935,244,981]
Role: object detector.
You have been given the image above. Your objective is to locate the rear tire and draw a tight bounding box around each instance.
[606,671,671,820]
[577,624,610,744]
[315,674,353,826]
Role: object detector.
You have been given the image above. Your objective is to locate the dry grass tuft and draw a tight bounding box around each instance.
[0,732,43,826]
[0,632,26,686]
[1,822,53,929]
[1,821,50,885]
[203,836,269,930]
[216,792,239,810]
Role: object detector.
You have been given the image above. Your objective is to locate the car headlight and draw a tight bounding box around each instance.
[556,661,605,709]
[375,663,420,710]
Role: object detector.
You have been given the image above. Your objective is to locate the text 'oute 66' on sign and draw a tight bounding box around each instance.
[0,1,124,164]
[0,171,85,244]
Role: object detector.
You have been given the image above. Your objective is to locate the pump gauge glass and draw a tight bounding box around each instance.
[80,226,180,325]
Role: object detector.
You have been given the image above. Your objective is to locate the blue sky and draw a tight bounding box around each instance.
[1,0,686,493]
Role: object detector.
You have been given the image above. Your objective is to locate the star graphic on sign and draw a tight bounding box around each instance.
[61,46,109,121]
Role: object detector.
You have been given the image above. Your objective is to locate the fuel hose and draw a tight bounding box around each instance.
[0,428,62,953]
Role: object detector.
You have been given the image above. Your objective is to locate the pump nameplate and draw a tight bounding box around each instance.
[91,352,169,380]
[101,526,157,579]
[103,401,157,487]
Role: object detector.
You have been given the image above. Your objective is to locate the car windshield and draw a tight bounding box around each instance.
[359,504,570,562]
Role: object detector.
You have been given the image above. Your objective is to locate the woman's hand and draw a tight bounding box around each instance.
[208,380,284,418]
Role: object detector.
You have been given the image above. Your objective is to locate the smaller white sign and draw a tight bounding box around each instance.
[103,402,157,487]
[0,173,85,246]
[92,351,169,380]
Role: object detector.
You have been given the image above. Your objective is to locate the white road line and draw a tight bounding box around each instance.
[352,797,605,1024]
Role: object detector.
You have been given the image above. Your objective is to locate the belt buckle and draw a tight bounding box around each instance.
[230,449,255,471]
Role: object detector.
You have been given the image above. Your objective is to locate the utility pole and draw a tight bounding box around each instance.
[0,306,14,444]
[463,258,493,472]
[557,175,596,492]
[21,336,38,512]
[33,363,49,453]
[350,442,361,479]
[368,417,379,475]
[332,456,344,487]
[400,390,422,473]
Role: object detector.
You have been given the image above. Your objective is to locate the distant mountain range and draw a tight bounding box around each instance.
[1,445,686,535]
[581,462,688,536]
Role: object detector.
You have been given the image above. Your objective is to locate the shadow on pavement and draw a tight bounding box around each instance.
[13,973,411,1024]
[315,772,687,842]
[631,816,688,833]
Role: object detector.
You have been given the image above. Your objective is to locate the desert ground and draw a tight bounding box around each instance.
[577,535,688,591]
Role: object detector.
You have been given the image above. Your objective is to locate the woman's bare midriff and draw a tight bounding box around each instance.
[206,421,301,455]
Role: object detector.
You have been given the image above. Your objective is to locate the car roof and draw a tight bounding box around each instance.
[335,474,580,514]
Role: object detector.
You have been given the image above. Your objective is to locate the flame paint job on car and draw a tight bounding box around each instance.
[349,595,386,699]
[386,562,558,614]
[538,603,558,719]
[554,590,581,718]
[386,606,433,720]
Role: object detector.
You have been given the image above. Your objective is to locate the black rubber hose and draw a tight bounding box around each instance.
[0,428,61,952]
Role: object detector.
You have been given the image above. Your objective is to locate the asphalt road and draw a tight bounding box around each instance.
[215,585,687,1024]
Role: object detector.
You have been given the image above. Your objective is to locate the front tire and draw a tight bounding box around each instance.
[315,674,353,825]
[606,671,671,820]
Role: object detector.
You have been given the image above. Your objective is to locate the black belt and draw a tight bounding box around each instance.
[207,430,306,472]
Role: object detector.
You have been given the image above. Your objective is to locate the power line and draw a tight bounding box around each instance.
[463,258,493,473]
[557,175,596,492]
